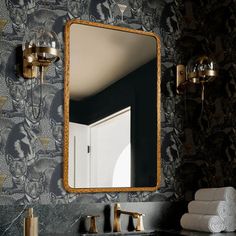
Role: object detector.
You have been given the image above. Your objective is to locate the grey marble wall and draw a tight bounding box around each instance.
[0,0,236,234]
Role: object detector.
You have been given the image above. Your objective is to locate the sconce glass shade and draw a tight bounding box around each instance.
[22,27,60,79]
[22,27,60,66]
[186,55,218,84]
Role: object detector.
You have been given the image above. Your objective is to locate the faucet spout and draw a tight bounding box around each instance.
[113,203,121,232]
[113,203,144,232]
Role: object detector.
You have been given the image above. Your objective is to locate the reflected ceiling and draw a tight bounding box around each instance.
[70,24,156,100]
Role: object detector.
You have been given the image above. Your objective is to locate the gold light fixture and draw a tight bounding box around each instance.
[23,27,60,81]
[176,55,218,101]
[22,27,60,120]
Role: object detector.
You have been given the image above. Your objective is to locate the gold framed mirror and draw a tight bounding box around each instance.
[63,19,161,193]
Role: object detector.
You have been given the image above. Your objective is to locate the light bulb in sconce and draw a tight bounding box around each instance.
[22,27,60,120]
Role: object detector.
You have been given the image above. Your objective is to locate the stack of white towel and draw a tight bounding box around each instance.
[180,187,236,233]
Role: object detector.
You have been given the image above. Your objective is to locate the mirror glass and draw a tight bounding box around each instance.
[64,20,161,192]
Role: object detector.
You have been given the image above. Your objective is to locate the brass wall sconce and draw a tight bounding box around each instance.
[176,55,218,101]
[22,27,60,82]
[22,27,60,119]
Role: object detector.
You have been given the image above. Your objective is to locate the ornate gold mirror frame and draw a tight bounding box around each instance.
[63,19,161,193]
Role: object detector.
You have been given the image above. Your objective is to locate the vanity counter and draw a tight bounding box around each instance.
[41,230,236,236]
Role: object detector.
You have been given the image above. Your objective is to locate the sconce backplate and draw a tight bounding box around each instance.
[23,57,38,79]
[176,64,186,94]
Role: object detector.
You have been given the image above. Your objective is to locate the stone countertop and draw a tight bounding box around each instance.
[41,229,236,236]
[41,231,156,236]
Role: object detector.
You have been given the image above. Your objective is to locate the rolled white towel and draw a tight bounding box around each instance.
[223,216,236,232]
[195,187,236,201]
[188,200,233,218]
[180,213,225,233]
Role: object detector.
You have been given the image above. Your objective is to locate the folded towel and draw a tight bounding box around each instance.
[180,213,225,233]
[195,187,236,201]
[223,216,236,232]
[188,200,233,218]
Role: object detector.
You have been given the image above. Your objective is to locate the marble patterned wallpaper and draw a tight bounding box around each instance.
[0,0,235,207]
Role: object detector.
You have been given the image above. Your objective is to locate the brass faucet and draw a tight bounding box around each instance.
[113,203,145,232]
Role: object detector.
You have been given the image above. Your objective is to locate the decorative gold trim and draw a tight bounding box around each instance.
[63,19,161,193]
[0,19,7,32]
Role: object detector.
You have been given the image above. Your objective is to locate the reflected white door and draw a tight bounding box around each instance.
[90,108,131,188]
[69,122,90,188]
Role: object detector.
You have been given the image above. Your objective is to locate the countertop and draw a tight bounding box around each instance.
[41,229,236,236]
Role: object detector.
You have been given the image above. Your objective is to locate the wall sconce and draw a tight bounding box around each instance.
[22,27,60,120]
[176,55,218,101]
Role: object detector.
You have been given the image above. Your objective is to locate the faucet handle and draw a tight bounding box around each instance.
[86,215,100,233]
[135,213,145,231]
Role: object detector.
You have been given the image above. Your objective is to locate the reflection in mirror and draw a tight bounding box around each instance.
[69,107,131,188]
[64,20,161,193]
